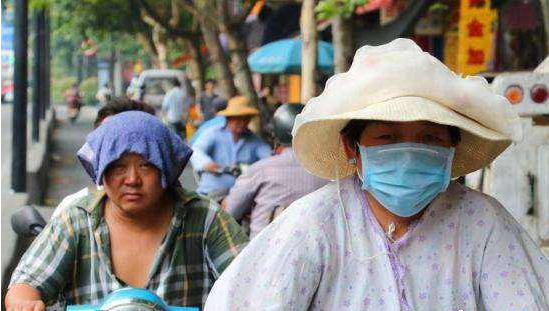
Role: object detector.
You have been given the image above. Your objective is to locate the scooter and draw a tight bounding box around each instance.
[193,163,249,203]
[10,205,199,311]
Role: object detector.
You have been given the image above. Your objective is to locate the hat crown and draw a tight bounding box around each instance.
[218,95,259,117]
[228,96,252,109]
[296,38,521,141]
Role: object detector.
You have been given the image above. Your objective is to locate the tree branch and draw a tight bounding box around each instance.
[234,0,259,25]
[169,0,181,27]
[175,0,220,26]
[133,0,198,39]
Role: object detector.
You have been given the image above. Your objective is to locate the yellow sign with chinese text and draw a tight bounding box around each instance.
[457,0,498,75]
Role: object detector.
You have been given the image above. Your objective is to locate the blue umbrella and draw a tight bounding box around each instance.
[248,38,334,74]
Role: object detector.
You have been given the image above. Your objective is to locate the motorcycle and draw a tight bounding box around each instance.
[11,205,199,311]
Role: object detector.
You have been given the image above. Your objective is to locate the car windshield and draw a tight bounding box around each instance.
[143,77,177,95]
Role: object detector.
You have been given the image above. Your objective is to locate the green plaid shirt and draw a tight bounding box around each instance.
[9,187,248,309]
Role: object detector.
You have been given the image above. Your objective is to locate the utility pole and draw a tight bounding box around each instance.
[12,0,28,192]
[32,9,45,142]
[44,10,51,112]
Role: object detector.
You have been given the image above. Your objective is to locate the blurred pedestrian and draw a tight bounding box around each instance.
[161,78,193,140]
[64,83,82,125]
[95,82,113,108]
[199,79,219,121]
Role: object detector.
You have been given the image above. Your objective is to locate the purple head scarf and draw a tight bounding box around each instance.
[77,111,193,188]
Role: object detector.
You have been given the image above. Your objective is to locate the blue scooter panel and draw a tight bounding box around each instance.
[67,288,199,311]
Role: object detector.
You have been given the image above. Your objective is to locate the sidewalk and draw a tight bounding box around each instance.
[43,106,95,207]
[1,103,57,307]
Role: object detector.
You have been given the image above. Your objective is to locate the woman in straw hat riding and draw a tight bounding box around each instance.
[204,39,548,311]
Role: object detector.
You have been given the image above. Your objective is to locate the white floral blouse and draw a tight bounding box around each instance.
[204,178,549,311]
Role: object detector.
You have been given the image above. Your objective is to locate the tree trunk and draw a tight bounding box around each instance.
[137,32,159,68]
[300,0,317,104]
[224,26,259,107]
[332,16,353,73]
[109,45,116,88]
[216,0,259,107]
[86,54,97,79]
[199,16,237,98]
[76,53,84,84]
[152,24,169,69]
[183,37,205,96]
[541,0,549,52]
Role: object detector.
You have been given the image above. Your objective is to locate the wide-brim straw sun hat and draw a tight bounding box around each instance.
[292,38,522,180]
[217,95,259,117]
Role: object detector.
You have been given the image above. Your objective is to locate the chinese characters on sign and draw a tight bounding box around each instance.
[457,0,497,75]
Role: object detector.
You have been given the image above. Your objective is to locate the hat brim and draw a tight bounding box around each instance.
[293,96,512,180]
[217,107,259,117]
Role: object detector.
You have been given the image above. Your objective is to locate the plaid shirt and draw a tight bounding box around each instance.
[9,187,248,309]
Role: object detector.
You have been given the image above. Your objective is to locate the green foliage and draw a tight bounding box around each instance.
[80,77,98,105]
[315,0,368,20]
[205,66,217,81]
[52,76,77,104]
[429,2,449,13]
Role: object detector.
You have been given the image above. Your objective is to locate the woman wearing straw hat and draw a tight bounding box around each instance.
[191,95,271,199]
[204,39,548,311]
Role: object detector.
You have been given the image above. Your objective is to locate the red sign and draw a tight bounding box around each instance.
[469,0,486,8]
[467,48,485,65]
[467,18,484,37]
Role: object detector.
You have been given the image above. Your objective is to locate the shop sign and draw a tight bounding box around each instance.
[457,0,498,74]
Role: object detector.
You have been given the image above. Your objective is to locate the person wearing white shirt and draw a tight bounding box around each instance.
[161,79,192,140]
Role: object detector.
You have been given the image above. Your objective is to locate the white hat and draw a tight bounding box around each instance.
[292,38,522,179]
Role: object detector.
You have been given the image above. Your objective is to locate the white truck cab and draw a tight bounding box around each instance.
[467,58,549,256]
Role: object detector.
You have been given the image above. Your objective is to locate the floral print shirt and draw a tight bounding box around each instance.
[204,177,549,311]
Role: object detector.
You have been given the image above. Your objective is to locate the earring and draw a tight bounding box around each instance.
[348,158,357,166]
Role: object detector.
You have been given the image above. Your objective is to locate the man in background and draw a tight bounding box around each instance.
[161,78,193,140]
[199,79,219,121]
[222,104,327,238]
[191,96,271,201]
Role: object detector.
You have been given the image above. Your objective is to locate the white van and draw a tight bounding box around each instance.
[128,69,190,109]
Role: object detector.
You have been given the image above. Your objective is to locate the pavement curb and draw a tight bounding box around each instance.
[26,108,56,205]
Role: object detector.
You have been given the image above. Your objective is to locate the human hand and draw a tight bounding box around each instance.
[5,299,45,311]
[5,284,45,311]
[204,162,221,174]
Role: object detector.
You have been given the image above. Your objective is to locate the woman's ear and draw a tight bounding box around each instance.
[341,134,358,161]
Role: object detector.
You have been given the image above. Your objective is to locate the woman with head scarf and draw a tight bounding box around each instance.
[6,111,248,311]
[204,39,548,311]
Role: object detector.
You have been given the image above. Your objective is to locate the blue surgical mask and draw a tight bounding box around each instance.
[357,142,455,217]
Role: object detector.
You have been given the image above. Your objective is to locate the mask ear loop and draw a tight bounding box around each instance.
[353,142,398,243]
[354,143,364,183]
[335,140,386,263]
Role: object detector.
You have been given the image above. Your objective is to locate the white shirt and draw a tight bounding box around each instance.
[161,86,191,123]
[204,178,549,311]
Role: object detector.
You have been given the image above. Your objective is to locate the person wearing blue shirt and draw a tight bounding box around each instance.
[191,96,272,198]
